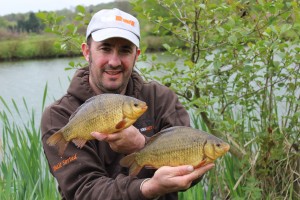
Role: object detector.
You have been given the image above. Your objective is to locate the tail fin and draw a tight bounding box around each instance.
[46,131,68,156]
[120,153,143,176]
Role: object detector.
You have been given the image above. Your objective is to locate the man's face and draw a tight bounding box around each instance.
[82,37,140,94]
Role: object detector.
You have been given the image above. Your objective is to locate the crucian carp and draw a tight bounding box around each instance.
[46,94,148,156]
[120,126,230,176]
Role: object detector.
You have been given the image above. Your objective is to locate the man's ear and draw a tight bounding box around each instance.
[135,48,141,61]
[81,43,90,62]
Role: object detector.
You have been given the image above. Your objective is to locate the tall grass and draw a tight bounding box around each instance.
[0,86,59,199]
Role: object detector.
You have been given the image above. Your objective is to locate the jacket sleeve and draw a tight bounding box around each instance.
[41,98,148,200]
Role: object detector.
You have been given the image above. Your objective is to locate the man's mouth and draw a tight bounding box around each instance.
[105,70,122,75]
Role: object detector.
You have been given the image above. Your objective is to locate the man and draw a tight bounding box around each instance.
[41,8,214,200]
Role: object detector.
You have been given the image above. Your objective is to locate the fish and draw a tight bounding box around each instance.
[46,94,148,156]
[120,126,230,176]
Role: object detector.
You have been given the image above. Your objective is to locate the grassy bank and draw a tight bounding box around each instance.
[0,34,81,61]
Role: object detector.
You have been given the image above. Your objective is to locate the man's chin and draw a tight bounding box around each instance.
[102,85,123,94]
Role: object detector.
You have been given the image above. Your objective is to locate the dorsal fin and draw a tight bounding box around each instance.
[145,127,178,146]
[69,96,98,120]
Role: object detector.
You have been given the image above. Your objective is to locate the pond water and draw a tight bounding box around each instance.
[0,57,82,123]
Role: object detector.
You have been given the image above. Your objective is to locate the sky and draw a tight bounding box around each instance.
[0,0,114,16]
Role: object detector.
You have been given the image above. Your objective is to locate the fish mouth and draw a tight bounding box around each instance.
[141,102,148,111]
[223,143,230,151]
[142,105,148,111]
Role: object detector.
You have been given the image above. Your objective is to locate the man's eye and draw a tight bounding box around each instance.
[120,49,132,54]
[101,47,111,52]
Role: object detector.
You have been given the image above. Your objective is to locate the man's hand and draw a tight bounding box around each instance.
[91,126,145,154]
[140,164,215,199]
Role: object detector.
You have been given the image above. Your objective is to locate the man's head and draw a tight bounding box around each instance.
[82,8,141,95]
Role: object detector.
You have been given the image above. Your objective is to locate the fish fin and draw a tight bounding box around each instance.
[129,162,143,177]
[115,119,127,129]
[195,159,207,168]
[120,153,136,167]
[144,127,177,146]
[119,153,143,176]
[69,96,98,120]
[144,133,163,146]
[46,131,68,156]
[72,138,87,148]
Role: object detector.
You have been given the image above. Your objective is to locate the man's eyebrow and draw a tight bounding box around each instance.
[100,42,112,47]
[122,44,134,49]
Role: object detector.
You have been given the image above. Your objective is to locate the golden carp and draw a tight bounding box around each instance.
[120,126,230,176]
[46,94,148,156]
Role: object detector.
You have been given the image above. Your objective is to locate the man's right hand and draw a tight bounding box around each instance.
[140,164,215,199]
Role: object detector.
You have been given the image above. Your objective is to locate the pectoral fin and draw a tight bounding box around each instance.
[72,138,87,148]
[195,159,207,168]
[115,119,127,129]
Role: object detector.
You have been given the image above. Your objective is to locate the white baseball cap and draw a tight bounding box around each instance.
[86,8,140,48]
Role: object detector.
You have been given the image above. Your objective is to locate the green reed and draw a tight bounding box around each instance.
[0,86,59,200]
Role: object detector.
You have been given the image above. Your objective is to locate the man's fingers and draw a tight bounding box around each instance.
[91,132,108,141]
[193,163,215,177]
[166,165,195,176]
[91,132,120,142]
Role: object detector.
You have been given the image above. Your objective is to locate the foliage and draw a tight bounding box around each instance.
[0,86,60,199]
[36,6,90,56]
[133,0,300,199]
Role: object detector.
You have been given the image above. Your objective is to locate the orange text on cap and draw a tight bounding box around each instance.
[115,16,135,26]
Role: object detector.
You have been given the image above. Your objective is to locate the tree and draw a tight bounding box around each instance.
[27,12,43,33]
[16,12,44,33]
[133,0,300,199]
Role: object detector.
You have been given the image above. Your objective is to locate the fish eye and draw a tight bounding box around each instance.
[134,103,138,107]
[216,143,221,147]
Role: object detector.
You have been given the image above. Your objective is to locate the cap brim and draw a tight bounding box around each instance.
[91,28,139,48]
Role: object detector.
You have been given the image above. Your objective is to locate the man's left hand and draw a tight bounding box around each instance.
[91,125,145,154]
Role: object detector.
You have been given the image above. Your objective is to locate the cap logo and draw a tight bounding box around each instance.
[115,15,135,26]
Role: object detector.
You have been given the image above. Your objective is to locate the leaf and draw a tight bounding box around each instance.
[228,35,237,44]
[162,43,171,51]
[41,83,48,112]
[36,12,47,20]
[199,3,206,9]
[280,24,292,35]
[76,5,85,14]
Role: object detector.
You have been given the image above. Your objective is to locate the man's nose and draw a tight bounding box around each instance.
[108,51,122,67]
